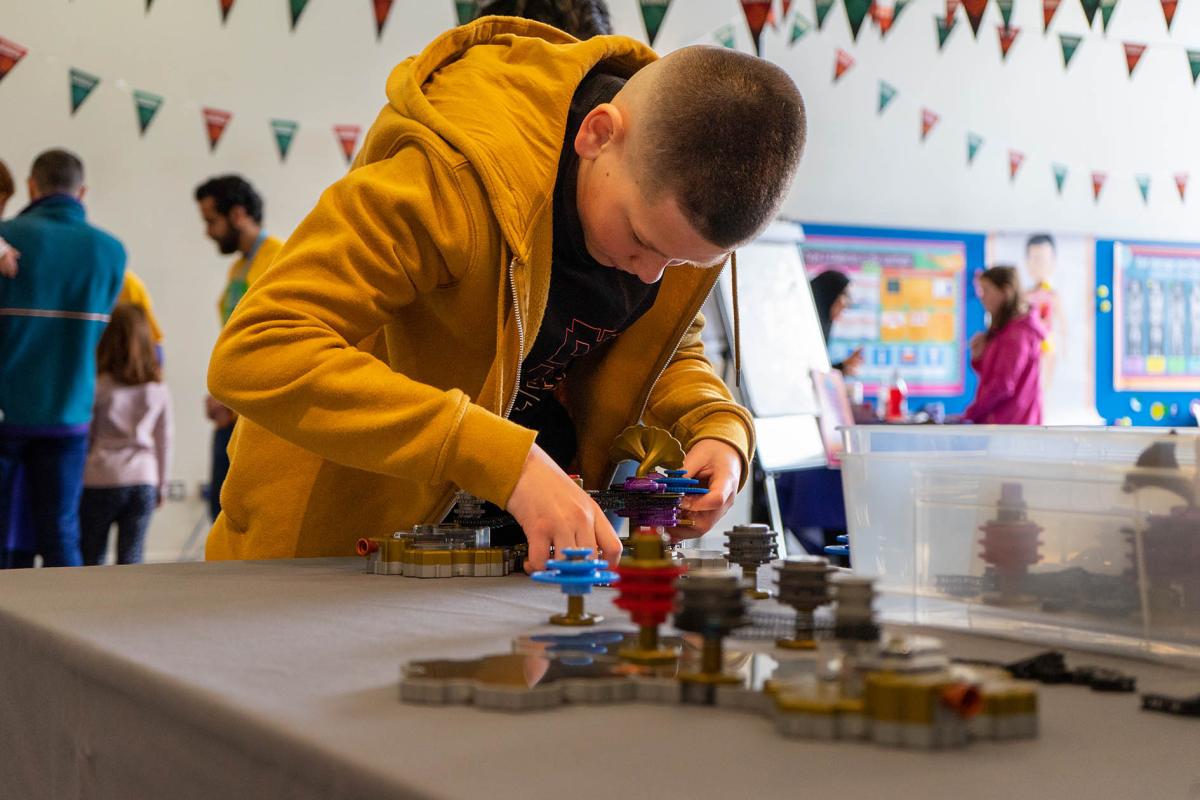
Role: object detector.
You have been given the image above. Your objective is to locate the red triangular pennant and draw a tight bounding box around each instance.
[219,0,235,22]
[1124,42,1146,76]
[921,108,940,140]
[833,49,855,82]
[1043,0,1060,31]
[373,0,396,39]
[1161,0,1177,30]
[333,124,362,165]
[0,37,27,83]
[202,107,232,152]
[1175,172,1188,201]
[1008,150,1024,180]
[963,0,987,36]
[1091,171,1107,201]
[873,3,894,34]
[998,24,1019,58]
[741,0,773,53]
[945,0,961,22]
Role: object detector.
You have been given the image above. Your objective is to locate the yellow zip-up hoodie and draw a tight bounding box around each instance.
[205,17,755,560]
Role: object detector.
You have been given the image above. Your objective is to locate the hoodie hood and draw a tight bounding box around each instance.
[357,17,657,266]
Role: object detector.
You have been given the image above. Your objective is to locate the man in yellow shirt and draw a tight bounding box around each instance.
[207,20,806,569]
[194,175,282,523]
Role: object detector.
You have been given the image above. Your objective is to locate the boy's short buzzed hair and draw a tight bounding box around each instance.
[636,46,806,250]
[30,149,85,194]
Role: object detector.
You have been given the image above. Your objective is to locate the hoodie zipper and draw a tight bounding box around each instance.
[503,256,526,419]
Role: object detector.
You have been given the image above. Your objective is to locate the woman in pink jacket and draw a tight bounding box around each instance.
[963,266,1046,425]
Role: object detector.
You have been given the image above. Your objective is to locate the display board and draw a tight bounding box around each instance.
[800,224,986,414]
[1097,240,1200,426]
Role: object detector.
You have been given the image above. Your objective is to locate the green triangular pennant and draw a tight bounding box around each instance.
[845,0,871,39]
[289,0,310,29]
[714,23,736,48]
[997,0,1014,26]
[145,0,154,11]
[1136,175,1151,203]
[1059,33,1081,67]
[816,0,836,28]
[640,0,670,44]
[1053,163,1068,194]
[69,67,100,115]
[1080,0,1099,26]
[790,12,812,43]
[133,90,163,135]
[936,14,957,49]
[967,133,983,164]
[271,119,299,161]
[455,1,477,26]
[1188,50,1200,84]
[878,81,897,113]
[1100,0,1118,31]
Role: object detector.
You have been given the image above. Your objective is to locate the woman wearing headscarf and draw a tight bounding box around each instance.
[810,270,863,375]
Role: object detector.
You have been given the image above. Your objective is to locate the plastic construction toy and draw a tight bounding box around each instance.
[612,529,686,664]
[958,650,1137,693]
[1141,691,1200,717]
[673,569,750,693]
[724,523,779,599]
[357,525,523,578]
[531,548,617,626]
[978,483,1043,605]
[774,556,834,650]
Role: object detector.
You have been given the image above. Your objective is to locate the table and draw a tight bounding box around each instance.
[1,558,1198,800]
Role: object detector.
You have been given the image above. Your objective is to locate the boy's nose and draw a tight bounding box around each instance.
[631,255,669,284]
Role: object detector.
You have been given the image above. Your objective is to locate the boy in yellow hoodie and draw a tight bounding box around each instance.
[206,18,806,571]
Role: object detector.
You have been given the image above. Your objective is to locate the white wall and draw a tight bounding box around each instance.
[3,0,1191,560]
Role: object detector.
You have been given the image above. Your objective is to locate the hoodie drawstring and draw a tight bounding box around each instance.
[730,250,742,389]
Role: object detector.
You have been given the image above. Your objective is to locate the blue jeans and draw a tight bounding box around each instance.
[0,431,89,567]
[79,485,157,565]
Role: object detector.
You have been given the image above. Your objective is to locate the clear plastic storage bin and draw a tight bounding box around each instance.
[840,425,1200,664]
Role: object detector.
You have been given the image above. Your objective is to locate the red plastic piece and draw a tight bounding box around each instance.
[356,538,378,557]
[612,563,686,627]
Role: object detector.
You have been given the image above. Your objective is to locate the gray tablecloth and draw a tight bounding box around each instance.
[1,558,1198,800]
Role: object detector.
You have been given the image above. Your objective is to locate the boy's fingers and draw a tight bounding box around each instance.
[594,514,621,567]
[526,534,551,574]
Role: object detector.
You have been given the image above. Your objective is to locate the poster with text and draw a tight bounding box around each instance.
[1113,243,1200,392]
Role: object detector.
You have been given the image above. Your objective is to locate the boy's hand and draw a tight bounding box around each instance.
[507,444,621,573]
[671,439,742,540]
[0,244,20,278]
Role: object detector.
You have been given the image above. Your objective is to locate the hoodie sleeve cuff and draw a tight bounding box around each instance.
[437,402,537,507]
[680,410,756,491]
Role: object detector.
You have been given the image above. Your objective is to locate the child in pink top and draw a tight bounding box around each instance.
[964,266,1046,425]
[80,304,172,564]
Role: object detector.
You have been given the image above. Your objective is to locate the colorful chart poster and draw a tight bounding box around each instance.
[802,235,967,394]
[1113,242,1200,391]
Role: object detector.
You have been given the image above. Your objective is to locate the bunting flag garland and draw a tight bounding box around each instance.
[714,23,737,48]
[69,67,100,115]
[145,0,154,11]
[874,0,910,36]
[998,25,1019,59]
[945,0,961,22]
[334,124,362,164]
[963,0,986,37]
[1187,49,1200,83]
[203,107,233,152]
[878,80,897,113]
[967,132,983,164]
[1053,163,1068,194]
[271,119,299,161]
[815,0,836,29]
[640,0,671,45]
[997,0,1014,27]
[1079,0,1099,27]
[456,1,478,26]
[1123,42,1145,77]
[1100,0,1118,32]
[936,15,957,49]
[1136,175,1151,204]
[219,0,236,23]
[741,0,772,53]
[373,0,396,39]
[289,0,311,29]
[844,0,872,40]
[1059,33,1082,68]
[834,49,855,82]
[1175,172,1188,201]
[1161,0,1178,31]
[1091,171,1107,201]
[133,90,163,135]
[1043,0,1061,33]
[921,108,939,141]
[1008,150,1024,181]
[0,37,27,83]
[790,12,812,43]
[782,0,793,16]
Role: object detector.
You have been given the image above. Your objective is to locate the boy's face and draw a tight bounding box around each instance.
[574,104,728,284]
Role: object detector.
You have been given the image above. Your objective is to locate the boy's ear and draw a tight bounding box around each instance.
[574,103,624,160]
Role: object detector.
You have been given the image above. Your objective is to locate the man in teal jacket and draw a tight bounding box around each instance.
[0,149,126,567]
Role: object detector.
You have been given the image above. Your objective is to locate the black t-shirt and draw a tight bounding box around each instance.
[507,69,661,471]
